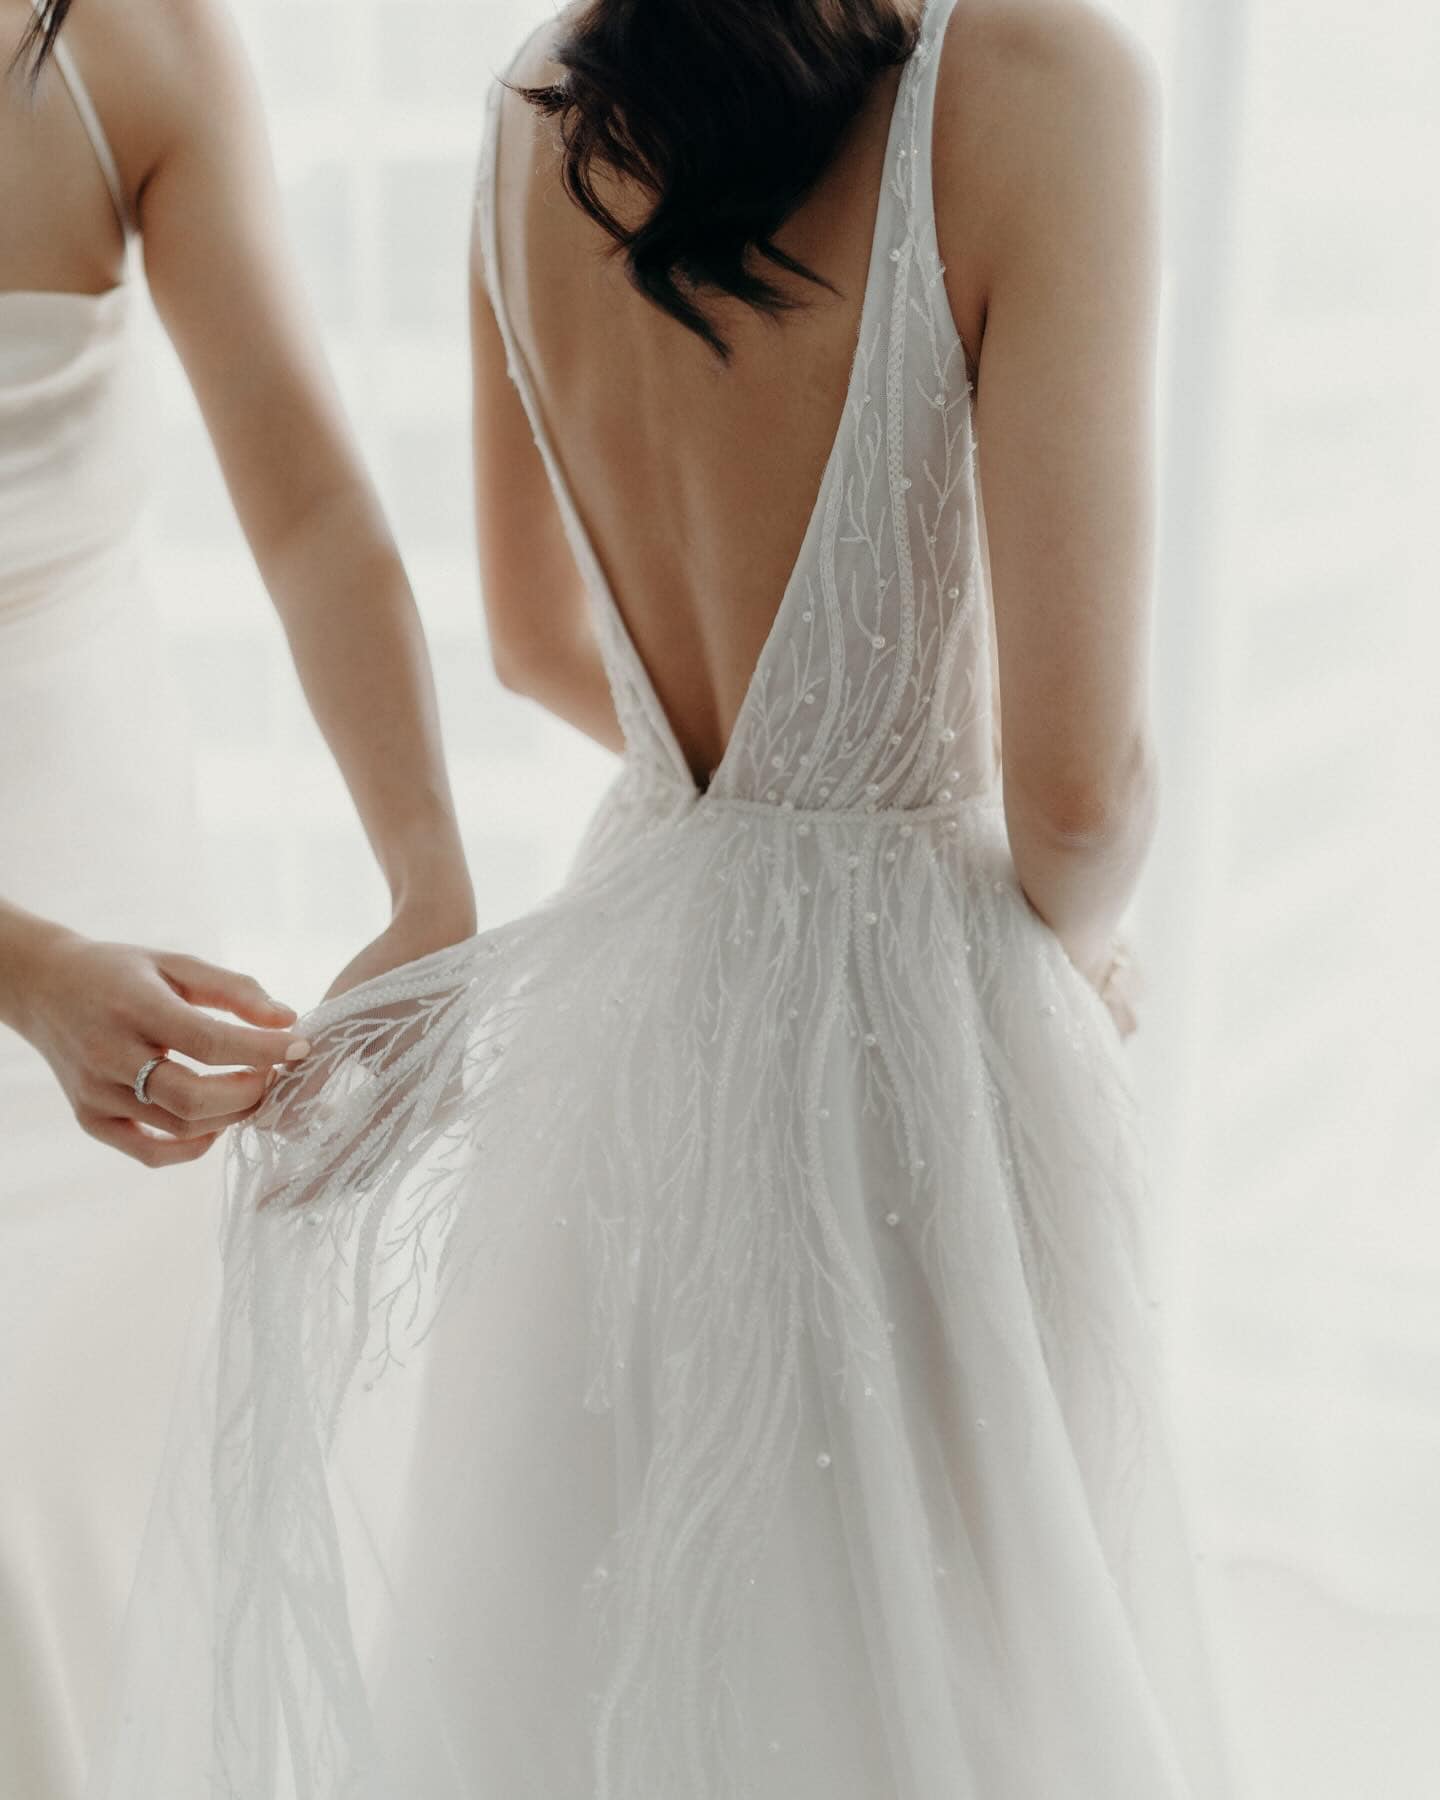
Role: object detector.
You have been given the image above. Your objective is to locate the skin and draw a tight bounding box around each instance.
[0,916,308,1168]
[0,0,475,1163]
[471,0,1160,1034]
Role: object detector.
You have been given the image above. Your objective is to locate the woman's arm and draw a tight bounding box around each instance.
[936,0,1163,994]
[0,899,308,1166]
[105,0,475,989]
[468,147,623,754]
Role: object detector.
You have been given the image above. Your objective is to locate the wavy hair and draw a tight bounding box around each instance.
[519,0,919,358]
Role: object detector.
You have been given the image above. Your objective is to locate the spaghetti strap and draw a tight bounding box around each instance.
[26,0,133,241]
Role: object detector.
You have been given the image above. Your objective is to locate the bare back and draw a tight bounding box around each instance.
[489,28,920,789]
[472,0,1163,1005]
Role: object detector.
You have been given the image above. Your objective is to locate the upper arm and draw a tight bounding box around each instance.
[469,81,590,689]
[129,0,378,561]
[936,0,1163,831]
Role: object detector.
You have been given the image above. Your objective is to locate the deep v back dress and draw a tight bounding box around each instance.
[87,3,1239,1795]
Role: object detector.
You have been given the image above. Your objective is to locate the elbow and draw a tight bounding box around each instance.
[1020,736,1159,852]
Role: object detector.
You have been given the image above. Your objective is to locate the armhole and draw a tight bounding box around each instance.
[28,3,135,245]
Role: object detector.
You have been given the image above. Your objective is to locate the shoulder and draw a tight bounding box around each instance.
[505,12,568,89]
[117,0,256,111]
[68,0,259,187]
[934,0,1161,216]
[485,13,566,166]
[931,0,1162,318]
[484,13,572,207]
[936,0,1161,131]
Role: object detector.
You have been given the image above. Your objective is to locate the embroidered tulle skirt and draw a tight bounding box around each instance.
[85,763,1239,1800]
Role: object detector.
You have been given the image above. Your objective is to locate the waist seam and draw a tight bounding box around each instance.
[671,784,1004,826]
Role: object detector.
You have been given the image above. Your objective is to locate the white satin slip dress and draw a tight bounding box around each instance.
[0,21,216,1800]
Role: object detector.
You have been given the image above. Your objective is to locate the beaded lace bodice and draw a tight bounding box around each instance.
[475,0,1000,823]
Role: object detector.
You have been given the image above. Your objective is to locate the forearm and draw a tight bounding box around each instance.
[1003,745,1158,982]
[258,483,473,916]
[0,901,75,1038]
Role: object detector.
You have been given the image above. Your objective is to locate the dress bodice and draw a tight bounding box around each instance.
[475,0,1001,820]
[0,9,150,649]
[0,284,150,638]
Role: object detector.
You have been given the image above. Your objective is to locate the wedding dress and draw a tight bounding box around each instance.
[0,22,216,1800]
[87,1,1240,1793]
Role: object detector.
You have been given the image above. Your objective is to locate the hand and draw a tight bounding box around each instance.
[323,893,477,1003]
[8,928,311,1167]
[1082,938,1145,1040]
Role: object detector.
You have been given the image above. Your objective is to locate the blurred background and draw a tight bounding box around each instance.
[137,1,1439,1794]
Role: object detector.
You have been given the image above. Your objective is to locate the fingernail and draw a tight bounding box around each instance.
[285,1039,311,1061]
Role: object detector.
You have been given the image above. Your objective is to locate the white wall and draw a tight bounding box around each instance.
[1137,0,1440,1792]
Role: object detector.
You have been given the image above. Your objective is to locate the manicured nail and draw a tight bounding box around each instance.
[285,1039,311,1061]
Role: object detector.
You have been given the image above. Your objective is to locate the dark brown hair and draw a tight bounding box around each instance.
[11,0,73,84]
[519,0,919,358]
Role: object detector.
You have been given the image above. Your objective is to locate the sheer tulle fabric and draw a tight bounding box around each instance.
[86,2,1238,1793]
[90,788,1233,1799]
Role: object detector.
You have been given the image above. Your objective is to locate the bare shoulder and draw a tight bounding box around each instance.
[116,0,254,116]
[933,0,1162,339]
[938,0,1160,137]
[486,12,568,184]
[952,0,1156,80]
[71,0,257,186]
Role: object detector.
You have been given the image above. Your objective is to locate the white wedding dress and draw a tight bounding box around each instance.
[87,3,1240,1794]
[0,23,216,1800]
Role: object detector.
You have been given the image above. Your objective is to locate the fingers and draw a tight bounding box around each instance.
[108,1091,208,1139]
[141,951,309,1071]
[78,1058,275,1170]
[80,1112,220,1169]
[1104,992,1139,1039]
[111,1072,269,1136]
[139,1058,275,1124]
[156,953,300,1030]
[155,1000,310,1074]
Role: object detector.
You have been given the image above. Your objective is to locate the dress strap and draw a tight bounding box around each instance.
[906,0,964,251]
[26,0,134,241]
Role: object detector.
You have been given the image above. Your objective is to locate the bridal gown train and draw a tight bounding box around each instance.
[0,23,216,1800]
[87,3,1240,1794]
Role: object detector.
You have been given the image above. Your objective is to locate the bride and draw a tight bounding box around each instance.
[0,0,471,1793]
[89,0,1240,1794]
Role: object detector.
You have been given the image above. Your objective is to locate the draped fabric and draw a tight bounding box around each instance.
[0,264,216,1800]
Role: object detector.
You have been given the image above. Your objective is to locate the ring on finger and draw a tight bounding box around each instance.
[133,1053,168,1107]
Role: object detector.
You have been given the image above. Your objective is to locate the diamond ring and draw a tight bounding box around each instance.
[133,1053,166,1107]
